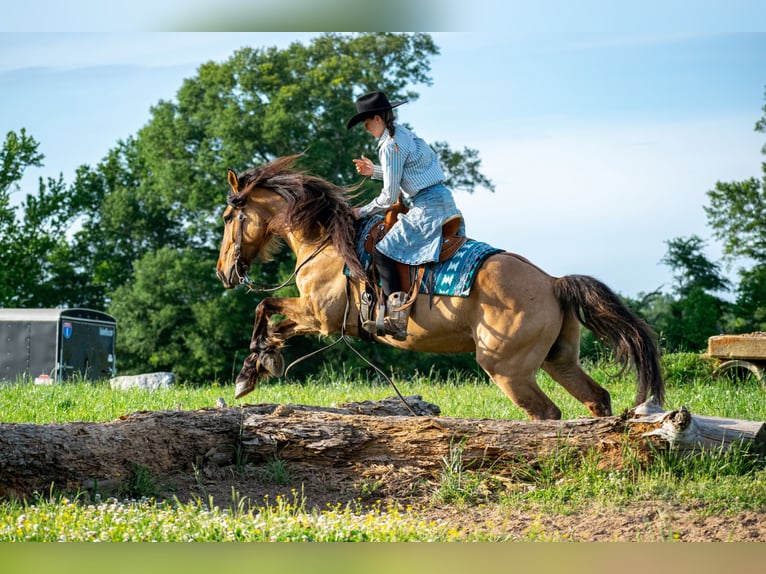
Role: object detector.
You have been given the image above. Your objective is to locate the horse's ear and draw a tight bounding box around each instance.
[227,168,239,193]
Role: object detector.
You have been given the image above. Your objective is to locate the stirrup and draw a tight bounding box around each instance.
[384,291,410,341]
[361,302,387,337]
[360,290,374,324]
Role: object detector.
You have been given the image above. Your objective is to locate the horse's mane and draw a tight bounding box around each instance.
[229,155,366,279]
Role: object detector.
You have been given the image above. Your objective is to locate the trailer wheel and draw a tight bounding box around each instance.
[712,359,765,386]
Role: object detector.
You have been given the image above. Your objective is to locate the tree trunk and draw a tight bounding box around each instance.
[0,395,763,500]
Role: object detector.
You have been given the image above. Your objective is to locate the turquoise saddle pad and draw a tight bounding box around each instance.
[350,216,503,297]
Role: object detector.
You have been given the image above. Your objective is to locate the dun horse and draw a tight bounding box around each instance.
[216,156,664,420]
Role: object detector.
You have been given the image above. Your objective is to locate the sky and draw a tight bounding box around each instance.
[2,1,766,299]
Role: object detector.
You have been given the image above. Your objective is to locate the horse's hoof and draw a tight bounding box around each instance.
[260,352,284,377]
[234,379,255,399]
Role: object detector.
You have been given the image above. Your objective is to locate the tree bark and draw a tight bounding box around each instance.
[0,395,763,500]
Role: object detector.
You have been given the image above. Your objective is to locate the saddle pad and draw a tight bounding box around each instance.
[349,216,503,298]
[421,240,503,297]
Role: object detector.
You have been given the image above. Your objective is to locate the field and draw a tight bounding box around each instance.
[1,353,766,542]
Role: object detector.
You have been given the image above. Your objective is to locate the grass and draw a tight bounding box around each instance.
[2,353,762,423]
[1,352,765,541]
[3,445,765,542]
[0,492,459,542]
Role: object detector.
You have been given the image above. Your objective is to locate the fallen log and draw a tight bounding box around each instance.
[0,395,763,500]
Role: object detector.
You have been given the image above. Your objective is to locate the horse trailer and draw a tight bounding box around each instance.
[0,308,116,382]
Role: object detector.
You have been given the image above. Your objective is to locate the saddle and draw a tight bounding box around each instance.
[363,197,467,293]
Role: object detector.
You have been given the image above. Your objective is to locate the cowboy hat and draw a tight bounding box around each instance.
[346,90,407,130]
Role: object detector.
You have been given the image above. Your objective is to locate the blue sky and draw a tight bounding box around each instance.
[2,3,766,298]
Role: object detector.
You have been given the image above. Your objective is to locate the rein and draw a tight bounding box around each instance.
[232,208,331,293]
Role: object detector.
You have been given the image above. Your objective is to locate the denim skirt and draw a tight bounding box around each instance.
[376,184,465,266]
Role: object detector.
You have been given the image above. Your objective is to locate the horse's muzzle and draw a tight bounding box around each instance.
[216,266,236,289]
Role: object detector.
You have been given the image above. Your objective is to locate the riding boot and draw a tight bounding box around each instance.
[362,250,408,339]
[384,291,410,341]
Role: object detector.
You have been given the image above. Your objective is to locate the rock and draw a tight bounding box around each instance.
[109,372,175,391]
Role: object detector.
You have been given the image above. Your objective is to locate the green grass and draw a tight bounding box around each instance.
[1,353,765,541]
[3,353,762,423]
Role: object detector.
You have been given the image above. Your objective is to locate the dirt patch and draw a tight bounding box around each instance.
[154,461,766,542]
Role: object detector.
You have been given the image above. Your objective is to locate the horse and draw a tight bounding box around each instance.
[216,155,664,420]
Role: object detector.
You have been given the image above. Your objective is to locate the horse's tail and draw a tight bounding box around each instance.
[553,274,664,407]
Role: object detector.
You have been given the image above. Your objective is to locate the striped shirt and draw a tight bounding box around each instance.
[357,123,445,218]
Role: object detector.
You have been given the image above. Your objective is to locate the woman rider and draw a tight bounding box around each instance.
[347,90,465,340]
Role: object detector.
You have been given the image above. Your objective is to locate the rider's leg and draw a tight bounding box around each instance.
[374,250,400,297]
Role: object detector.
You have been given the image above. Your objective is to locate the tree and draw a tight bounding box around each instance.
[657,235,730,351]
[67,33,494,380]
[107,247,254,381]
[0,129,43,304]
[0,130,91,308]
[728,265,766,333]
[705,88,766,263]
[661,235,731,298]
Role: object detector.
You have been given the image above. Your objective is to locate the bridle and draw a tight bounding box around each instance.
[231,210,251,286]
[228,203,330,293]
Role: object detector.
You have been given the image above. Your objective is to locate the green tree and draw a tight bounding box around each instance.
[0,129,92,308]
[728,265,766,333]
[661,235,731,297]
[108,247,253,381]
[69,33,493,380]
[1,129,43,304]
[658,235,730,351]
[704,87,766,264]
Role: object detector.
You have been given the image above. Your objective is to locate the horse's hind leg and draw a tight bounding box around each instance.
[477,344,562,420]
[490,370,563,420]
[542,314,612,417]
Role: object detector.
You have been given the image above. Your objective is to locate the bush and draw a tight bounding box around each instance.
[661,352,715,387]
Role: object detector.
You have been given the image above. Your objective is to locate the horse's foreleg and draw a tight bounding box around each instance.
[256,318,318,377]
[247,300,285,377]
[234,298,285,398]
[235,296,322,398]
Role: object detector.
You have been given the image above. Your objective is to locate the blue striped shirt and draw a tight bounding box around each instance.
[357,123,445,218]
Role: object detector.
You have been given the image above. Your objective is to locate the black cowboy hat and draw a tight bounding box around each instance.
[346,90,407,130]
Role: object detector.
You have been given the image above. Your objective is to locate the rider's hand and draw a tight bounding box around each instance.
[353,155,373,177]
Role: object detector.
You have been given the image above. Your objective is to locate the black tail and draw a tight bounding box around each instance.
[554,274,664,407]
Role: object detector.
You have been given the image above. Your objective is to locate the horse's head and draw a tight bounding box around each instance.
[216,156,367,289]
[216,168,282,289]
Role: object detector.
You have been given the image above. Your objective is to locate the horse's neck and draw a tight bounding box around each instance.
[281,228,328,266]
